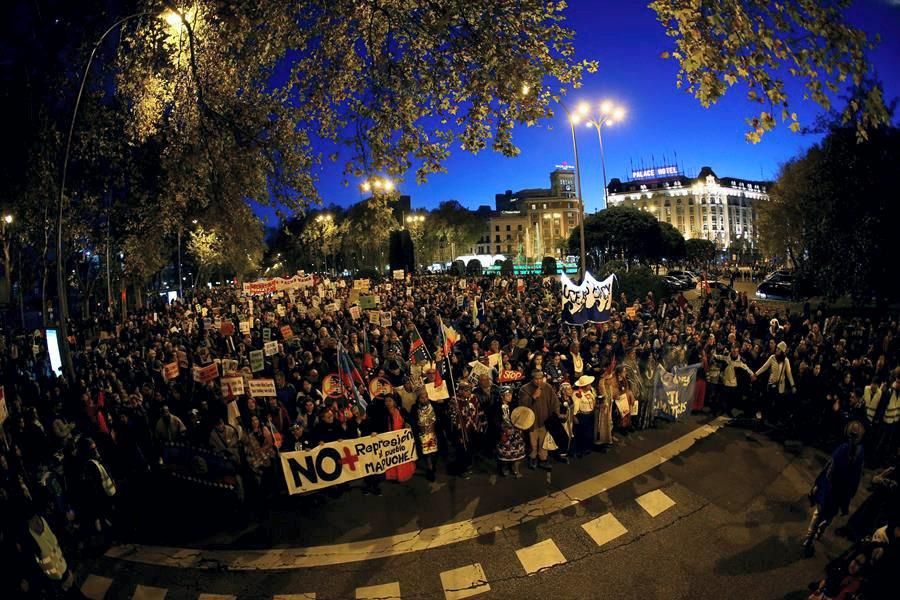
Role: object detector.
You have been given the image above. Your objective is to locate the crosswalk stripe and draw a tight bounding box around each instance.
[80,574,114,600]
[133,584,168,600]
[515,538,567,575]
[635,489,676,517]
[273,595,316,599]
[355,581,401,599]
[582,513,628,547]
[439,562,490,600]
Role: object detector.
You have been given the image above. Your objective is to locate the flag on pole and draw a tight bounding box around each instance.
[409,327,428,364]
[440,320,458,356]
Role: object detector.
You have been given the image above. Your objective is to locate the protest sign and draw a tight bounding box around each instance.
[393,269,405,280]
[263,327,271,342]
[242,274,314,295]
[192,363,219,383]
[348,289,360,304]
[239,320,251,334]
[368,377,394,398]
[367,310,381,325]
[276,304,286,317]
[324,302,339,313]
[221,359,239,374]
[321,373,345,398]
[560,271,615,325]
[359,295,377,310]
[353,279,371,291]
[349,305,361,320]
[468,360,492,378]
[625,306,637,320]
[499,370,525,383]
[380,312,393,328]
[264,341,279,356]
[280,429,417,494]
[459,279,466,289]
[486,353,501,368]
[517,278,525,293]
[221,376,245,396]
[425,381,450,400]
[652,364,699,421]
[248,378,276,398]
[249,350,265,373]
[280,325,294,340]
[162,362,179,381]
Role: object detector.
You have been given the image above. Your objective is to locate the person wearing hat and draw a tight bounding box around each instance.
[804,421,866,555]
[755,340,796,425]
[518,369,560,470]
[490,386,525,477]
[572,375,596,457]
[448,380,482,476]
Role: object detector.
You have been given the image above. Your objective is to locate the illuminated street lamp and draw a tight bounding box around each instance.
[558,101,587,278]
[583,100,627,210]
[360,177,396,194]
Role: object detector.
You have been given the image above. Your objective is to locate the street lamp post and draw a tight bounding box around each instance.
[315,213,334,275]
[558,102,587,279]
[405,213,425,271]
[584,100,626,211]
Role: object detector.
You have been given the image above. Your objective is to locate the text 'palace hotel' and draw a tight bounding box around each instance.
[606,164,770,250]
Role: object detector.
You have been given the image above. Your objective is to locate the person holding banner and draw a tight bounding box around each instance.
[383,396,415,483]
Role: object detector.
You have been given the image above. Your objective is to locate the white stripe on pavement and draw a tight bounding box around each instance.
[80,574,113,600]
[515,539,567,575]
[635,489,676,517]
[355,581,401,599]
[439,563,490,600]
[581,513,628,547]
[107,417,727,570]
[132,584,168,600]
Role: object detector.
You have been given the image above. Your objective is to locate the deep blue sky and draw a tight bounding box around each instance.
[261,0,900,224]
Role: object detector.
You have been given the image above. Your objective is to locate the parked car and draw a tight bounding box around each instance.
[756,277,794,301]
[697,279,738,300]
[663,276,690,292]
[667,270,699,284]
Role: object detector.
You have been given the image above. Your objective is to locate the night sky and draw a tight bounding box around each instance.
[261,0,900,224]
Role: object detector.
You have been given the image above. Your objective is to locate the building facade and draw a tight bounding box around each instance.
[606,165,769,249]
[473,167,582,259]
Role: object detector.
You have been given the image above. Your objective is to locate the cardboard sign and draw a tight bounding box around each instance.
[468,360,492,378]
[264,340,279,356]
[280,325,294,340]
[221,376,245,396]
[263,327,271,342]
[425,381,450,400]
[393,269,405,280]
[163,362,180,381]
[192,363,220,383]
[380,312,393,328]
[276,304,286,317]
[353,279,371,291]
[367,310,381,325]
[221,359,239,374]
[248,378,277,397]
[359,295,377,310]
[249,350,265,373]
[280,429,417,494]
[626,306,637,320]
[239,320,251,334]
[349,305,361,320]
[324,302,339,313]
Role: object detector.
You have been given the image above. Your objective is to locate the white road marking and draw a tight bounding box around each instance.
[635,489,676,517]
[107,418,727,570]
[355,581,401,599]
[515,539,567,575]
[439,563,490,599]
[80,575,113,600]
[582,513,628,547]
[132,584,168,600]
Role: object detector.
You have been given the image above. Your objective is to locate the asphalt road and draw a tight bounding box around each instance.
[71,415,867,600]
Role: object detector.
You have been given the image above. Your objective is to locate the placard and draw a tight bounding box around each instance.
[368,310,381,325]
[280,325,294,340]
[221,376,245,396]
[625,306,637,320]
[380,312,393,328]
[264,340,279,356]
[425,381,450,400]
[239,320,251,334]
[192,363,220,383]
[163,362,179,381]
[248,378,277,398]
[349,306,361,320]
[263,327,271,342]
[280,429,417,494]
[249,350,265,373]
[392,269,405,280]
[459,279,466,290]
[359,295,377,310]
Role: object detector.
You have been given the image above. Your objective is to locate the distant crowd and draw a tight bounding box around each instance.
[1,273,898,597]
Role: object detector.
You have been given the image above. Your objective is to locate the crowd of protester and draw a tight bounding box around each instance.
[0,273,898,597]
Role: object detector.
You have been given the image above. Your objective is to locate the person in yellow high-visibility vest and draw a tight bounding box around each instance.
[23,510,73,594]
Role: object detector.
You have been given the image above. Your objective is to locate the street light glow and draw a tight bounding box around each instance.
[3,214,12,224]
[614,107,626,120]
[600,100,613,114]
[569,114,582,125]
[521,84,530,96]
[577,102,590,115]
[163,10,183,29]
[383,179,395,192]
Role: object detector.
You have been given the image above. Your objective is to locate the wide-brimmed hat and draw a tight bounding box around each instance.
[574,375,595,387]
[511,406,535,430]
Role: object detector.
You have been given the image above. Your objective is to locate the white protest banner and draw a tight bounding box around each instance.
[248,378,277,398]
[280,429,417,494]
[468,360,492,378]
[264,340,279,356]
[221,376,245,396]
[392,269,405,280]
[249,350,265,372]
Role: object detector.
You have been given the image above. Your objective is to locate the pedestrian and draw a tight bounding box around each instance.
[518,369,560,470]
[572,375,596,457]
[409,389,439,481]
[755,340,796,425]
[804,421,866,556]
[491,387,526,478]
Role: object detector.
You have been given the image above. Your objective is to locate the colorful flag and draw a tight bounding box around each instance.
[409,327,428,364]
[440,320,458,356]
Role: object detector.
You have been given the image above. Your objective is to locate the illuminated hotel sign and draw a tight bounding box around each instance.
[554,163,575,171]
[631,165,679,180]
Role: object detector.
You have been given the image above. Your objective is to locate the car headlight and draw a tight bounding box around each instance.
[756,292,767,299]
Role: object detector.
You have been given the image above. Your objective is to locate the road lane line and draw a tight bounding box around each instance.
[515,539,567,575]
[439,563,490,599]
[107,417,727,570]
[355,581,401,599]
[80,575,113,600]
[635,489,676,517]
[581,513,628,547]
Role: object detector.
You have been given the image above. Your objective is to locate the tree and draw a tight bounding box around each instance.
[650,0,889,142]
[389,230,415,274]
[759,124,900,302]
[685,239,717,266]
[569,206,662,264]
[656,222,686,263]
[187,225,222,289]
[541,256,558,276]
[500,258,514,276]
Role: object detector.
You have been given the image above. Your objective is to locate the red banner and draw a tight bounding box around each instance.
[192,363,220,383]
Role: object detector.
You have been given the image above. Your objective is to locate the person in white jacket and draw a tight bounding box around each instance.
[755,341,796,424]
[712,346,756,416]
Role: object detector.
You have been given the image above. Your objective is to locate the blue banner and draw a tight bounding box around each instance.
[652,363,699,421]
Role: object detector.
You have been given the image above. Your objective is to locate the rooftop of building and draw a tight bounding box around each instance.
[608,165,771,194]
